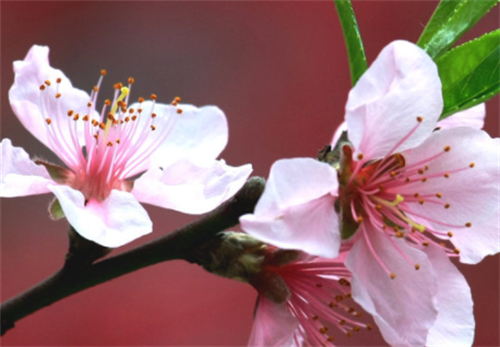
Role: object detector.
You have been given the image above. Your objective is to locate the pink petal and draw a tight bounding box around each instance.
[402,127,499,229]
[240,158,340,258]
[345,229,439,346]
[49,185,152,247]
[437,104,485,130]
[132,158,252,214]
[424,244,474,347]
[140,103,229,169]
[1,138,53,197]
[345,40,442,160]
[248,297,298,347]
[9,45,97,154]
[452,206,500,265]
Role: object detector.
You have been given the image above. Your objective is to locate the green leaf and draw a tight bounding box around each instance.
[437,30,500,119]
[334,0,367,86]
[418,0,499,59]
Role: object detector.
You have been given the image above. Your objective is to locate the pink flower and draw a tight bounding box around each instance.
[1,45,252,247]
[241,40,499,346]
[248,251,372,347]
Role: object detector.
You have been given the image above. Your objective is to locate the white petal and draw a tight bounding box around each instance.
[346,40,442,160]
[248,297,298,347]
[401,127,499,229]
[240,158,341,258]
[437,104,485,130]
[1,138,53,197]
[132,158,252,214]
[9,45,97,154]
[144,103,228,168]
[425,244,475,347]
[49,185,152,247]
[346,229,439,346]
[452,206,500,264]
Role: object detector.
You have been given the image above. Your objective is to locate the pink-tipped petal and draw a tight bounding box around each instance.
[346,229,439,346]
[345,40,442,160]
[437,104,485,130]
[425,244,475,347]
[9,45,96,153]
[452,206,500,264]
[402,127,499,229]
[132,158,252,214]
[240,158,340,258]
[248,297,298,347]
[49,185,152,248]
[1,139,53,197]
[147,104,228,168]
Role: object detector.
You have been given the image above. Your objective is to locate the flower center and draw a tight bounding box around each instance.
[39,71,182,201]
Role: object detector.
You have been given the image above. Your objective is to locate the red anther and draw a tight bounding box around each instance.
[56,78,62,83]
[101,69,107,76]
[128,77,135,84]
[150,93,157,100]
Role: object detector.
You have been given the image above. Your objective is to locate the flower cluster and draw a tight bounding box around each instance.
[1,45,252,247]
[241,41,499,346]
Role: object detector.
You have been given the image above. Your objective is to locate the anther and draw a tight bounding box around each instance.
[45,118,52,125]
[444,173,450,178]
[150,93,157,100]
[418,169,424,175]
[138,108,143,113]
[327,336,334,342]
[39,85,46,91]
[396,231,404,238]
[312,315,319,321]
[172,101,178,106]
[132,115,137,121]
[346,331,353,338]
[151,125,156,131]
[345,293,352,299]
[405,178,411,183]
[416,116,423,122]
[128,77,135,84]
[114,82,123,89]
[125,117,130,122]
[105,99,111,106]
[366,324,373,331]
[129,108,135,114]
[116,139,121,144]
[56,78,62,83]
[436,192,442,198]
[319,327,328,334]
[423,241,429,247]
[390,273,396,279]
[93,134,99,139]
[151,113,157,118]
[45,80,51,86]
[101,69,107,76]
[357,216,364,223]
[339,320,346,326]
[107,141,113,147]
[87,102,93,107]
[414,193,419,198]
[421,177,427,182]
[353,326,360,332]
[329,302,337,308]
[177,109,183,114]
[99,122,106,130]
[67,110,74,116]
[415,264,420,270]
[454,248,460,255]
[174,96,181,102]
[390,171,397,177]
[444,146,451,152]
[418,199,425,205]
[338,278,350,286]
[465,222,472,228]
[73,114,79,121]
[357,153,364,160]
[444,203,450,209]
[138,97,145,103]
[447,231,454,237]
[55,93,62,98]
[83,115,89,121]
[93,86,99,92]
[375,204,382,210]
[469,162,475,168]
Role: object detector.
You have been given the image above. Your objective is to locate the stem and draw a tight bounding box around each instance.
[333,0,367,86]
[1,177,265,336]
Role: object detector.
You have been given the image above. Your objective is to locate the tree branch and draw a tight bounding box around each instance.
[1,177,265,336]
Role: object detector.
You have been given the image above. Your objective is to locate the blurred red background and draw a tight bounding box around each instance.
[1,1,498,346]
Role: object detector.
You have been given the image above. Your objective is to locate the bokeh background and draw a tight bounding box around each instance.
[1,1,499,346]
